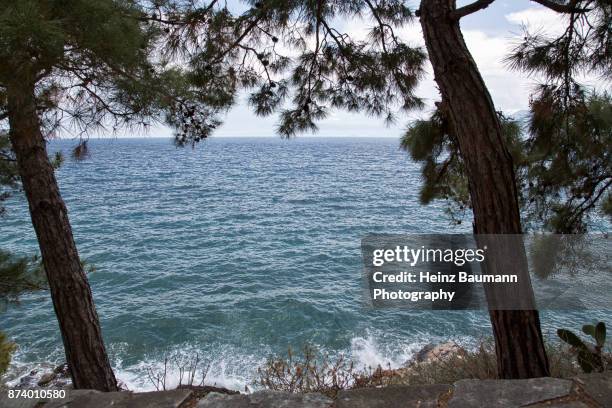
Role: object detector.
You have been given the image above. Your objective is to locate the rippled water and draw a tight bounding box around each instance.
[1,138,609,390]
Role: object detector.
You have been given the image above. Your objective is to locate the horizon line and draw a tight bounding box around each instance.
[51,135,402,140]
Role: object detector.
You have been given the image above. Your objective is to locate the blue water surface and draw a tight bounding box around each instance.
[0,137,608,389]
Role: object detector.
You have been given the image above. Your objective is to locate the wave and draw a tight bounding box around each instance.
[4,332,451,393]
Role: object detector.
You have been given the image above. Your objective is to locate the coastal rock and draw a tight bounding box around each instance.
[14,363,72,390]
[411,341,466,364]
[37,372,57,387]
[17,370,41,389]
[197,390,333,408]
[177,385,239,401]
[336,384,451,408]
[53,363,70,377]
[448,378,573,408]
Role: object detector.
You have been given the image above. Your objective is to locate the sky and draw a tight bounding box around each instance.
[92,1,601,139]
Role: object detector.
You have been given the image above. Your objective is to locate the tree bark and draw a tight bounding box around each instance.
[419,0,550,378]
[6,79,118,391]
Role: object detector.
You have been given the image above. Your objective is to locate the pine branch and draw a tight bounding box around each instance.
[451,0,496,20]
[210,16,262,65]
[566,178,612,229]
[530,0,590,14]
[364,0,399,49]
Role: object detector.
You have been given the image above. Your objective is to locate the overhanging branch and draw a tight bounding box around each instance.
[451,0,495,20]
[531,0,590,13]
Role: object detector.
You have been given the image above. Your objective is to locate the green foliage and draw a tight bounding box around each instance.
[506,0,610,83]
[0,1,606,230]
[0,133,62,214]
[0,0,238,147]
[0,134,18,216]
[527,234,599,279]
[0,1,428,145]
[401,91,610,231]
[0,250,46,379]
[505,0,611,232]
[520,90,612,232]
[400,106,522,225]
[399,1,610,232]
[557,321,607,373]
[156,0,426,141]
[0,331,16,376]
[0,250,46,310]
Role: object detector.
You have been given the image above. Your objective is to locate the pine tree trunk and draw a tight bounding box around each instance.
[6,80,118,391]
[418,0,550,378]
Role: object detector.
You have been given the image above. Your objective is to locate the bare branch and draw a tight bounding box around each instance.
[451,0,495,20]
[210,16,262,65]
[530,0,590,14]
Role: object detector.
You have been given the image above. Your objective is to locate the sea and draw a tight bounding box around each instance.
[0,137,609,391]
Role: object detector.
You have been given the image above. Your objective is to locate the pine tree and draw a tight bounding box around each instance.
[0,1,237,390]
[403,1,611,235]
[405,2,609,377]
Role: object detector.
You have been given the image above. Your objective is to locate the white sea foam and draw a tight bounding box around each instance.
[110,344,267,392]
[350,334,425,370]
[6,333,473,393]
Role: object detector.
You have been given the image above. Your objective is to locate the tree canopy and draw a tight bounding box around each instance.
[0,0,239,147]
[401,0,611,233]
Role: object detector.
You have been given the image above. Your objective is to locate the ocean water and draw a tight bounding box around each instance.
[0,137,609,390]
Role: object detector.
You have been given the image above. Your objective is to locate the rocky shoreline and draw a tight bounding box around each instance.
[3,342,611,407]
[5,341,465,392]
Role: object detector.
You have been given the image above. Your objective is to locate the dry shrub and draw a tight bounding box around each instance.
[390,340,590,386]
[256,345,352,398]
[146,354,211,391]
[256,340,603,396]
[256,345,397,398]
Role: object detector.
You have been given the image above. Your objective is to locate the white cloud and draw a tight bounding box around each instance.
[505,7,568,35]
[217,15,539,137]
[109,8,575,138]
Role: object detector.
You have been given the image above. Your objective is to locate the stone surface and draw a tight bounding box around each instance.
[574,372,612,408]
[448,378,573,408]
[198,390,332,408]
[120,389,193,408]
[43,390,103,408]
[0,393,48,408]
[4,373,609,408]
[336,384,451,408]
[0,390,99,408]
[43,389,191,408]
